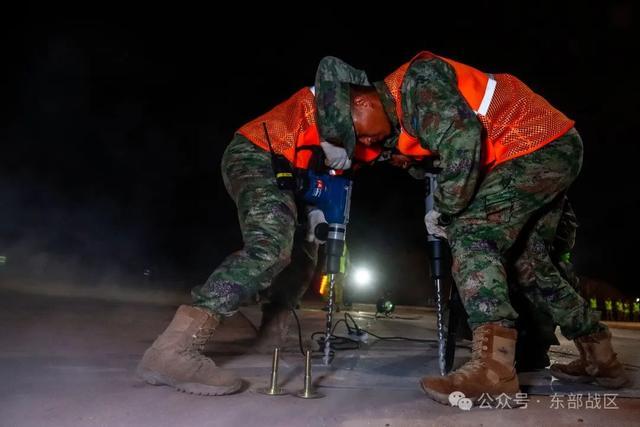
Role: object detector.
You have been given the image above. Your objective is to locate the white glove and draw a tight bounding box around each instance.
[320,141,352,170]
[424,210,448,239]
[306,209,327,244]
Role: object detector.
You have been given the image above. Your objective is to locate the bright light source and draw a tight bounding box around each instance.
[636,298,639,303]
[353,267,373,287]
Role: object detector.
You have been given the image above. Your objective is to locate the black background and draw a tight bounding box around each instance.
[1,3,637,303]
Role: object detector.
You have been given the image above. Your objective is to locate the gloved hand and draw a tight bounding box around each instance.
[424,210,448,239]
[306,208,327,244]
[320,141,352,170]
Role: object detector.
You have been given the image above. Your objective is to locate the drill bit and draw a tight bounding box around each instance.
[322,273,336,366]
[435,277,446,376]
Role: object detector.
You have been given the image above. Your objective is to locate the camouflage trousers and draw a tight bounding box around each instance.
[448,129,603,340]
[191,135,319,316]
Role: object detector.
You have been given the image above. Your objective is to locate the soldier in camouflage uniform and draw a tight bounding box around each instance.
[136,58,376,396]
[511,197,582,371]
[323,51,629,404]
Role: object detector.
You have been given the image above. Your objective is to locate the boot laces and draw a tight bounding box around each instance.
[190,324,216,354]
[450,328,490,379]
[471,329,490,359]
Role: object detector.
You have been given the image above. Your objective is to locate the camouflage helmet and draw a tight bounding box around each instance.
[314,56,370,157]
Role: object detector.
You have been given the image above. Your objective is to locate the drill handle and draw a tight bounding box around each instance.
[425,172,438,213]
[424,172,445,279]
[326,224,346,274]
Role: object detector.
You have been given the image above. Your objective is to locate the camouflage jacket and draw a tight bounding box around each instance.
[378,58,484,216]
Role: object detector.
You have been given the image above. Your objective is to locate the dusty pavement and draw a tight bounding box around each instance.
[1,288,639,427]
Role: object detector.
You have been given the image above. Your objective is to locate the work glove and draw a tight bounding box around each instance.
[424,210,448,239]
[306,208,328,244]
[320,141,352,170]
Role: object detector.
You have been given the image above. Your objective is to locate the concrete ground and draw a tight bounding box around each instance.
[1,288,639,427]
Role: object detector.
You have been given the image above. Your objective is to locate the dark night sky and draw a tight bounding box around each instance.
[1,3,638,301]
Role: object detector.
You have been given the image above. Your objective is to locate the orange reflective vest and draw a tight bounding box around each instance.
[237,87,320,169]
[384,51,575,167]
[237,87,378,169]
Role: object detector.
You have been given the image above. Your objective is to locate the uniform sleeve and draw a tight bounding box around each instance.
[402,59,483,216]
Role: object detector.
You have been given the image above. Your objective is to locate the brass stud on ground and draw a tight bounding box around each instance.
[295,350,323,399]
[257,347,288,396]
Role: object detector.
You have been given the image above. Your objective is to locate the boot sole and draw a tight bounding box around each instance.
[137,367,243,396]
[549,368,593,384]
[419,380,521,407]
[419,381,454,405]
[550,368,631,389]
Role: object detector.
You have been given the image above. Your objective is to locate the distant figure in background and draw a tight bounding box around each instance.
[616,300,624,321]
[623,301,631,322]
[604,298,614,321]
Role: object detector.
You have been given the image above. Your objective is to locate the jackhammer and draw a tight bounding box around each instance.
[301,170,352,365]
[424,172,448,376]
[262,121,353,365]
[424,171,466,375]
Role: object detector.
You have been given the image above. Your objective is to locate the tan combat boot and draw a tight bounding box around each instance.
[550,329,630,388]
[420,324,520,405]
[136,305,242,395]
[253,304,292,354]
[548,336,592,383]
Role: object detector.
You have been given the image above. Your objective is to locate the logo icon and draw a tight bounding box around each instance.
[449,391,474,410]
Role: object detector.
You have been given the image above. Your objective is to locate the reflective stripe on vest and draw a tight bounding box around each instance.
[383,51,575,167]
[439,55,496,114]
[384,52,493,162]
